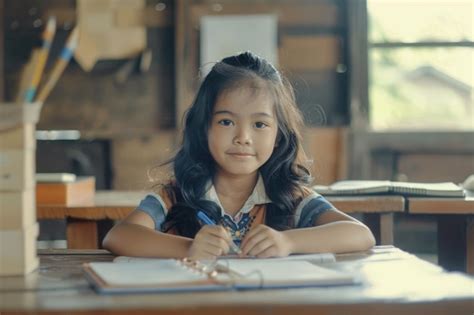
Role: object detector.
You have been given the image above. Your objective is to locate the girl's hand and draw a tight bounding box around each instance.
[240,225,293,258]
[187,225,232,260]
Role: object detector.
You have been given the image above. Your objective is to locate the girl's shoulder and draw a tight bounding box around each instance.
[295,186,319,203]
[293,186,334,228]
[292,185,328,212]
[151,181,180,210]
[300,186,317,198]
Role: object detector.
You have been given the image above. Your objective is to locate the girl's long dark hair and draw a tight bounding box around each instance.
[161,51,312,237]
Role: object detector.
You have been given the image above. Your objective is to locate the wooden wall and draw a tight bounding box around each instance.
[176,0,349,128]
[4,0,175,136]
[397,154,474,183]
[362,132,474,183]
[3,0,349,189]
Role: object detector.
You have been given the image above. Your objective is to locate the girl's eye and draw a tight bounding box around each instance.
[254,122,268,129]
[218,119,233,126]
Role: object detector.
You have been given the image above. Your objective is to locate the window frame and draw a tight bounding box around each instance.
[347,0,474,180]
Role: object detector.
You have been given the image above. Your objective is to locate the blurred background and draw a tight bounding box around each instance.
[1,0,473,265]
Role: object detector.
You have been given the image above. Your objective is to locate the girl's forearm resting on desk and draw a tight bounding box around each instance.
[103,220,375,258]
[102,223,193,258]
[283,221,376,254]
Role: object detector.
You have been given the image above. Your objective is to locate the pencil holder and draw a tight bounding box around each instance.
[0,102,42,276]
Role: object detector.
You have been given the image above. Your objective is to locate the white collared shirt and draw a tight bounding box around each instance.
[136,177,335,234]
[204,175,272,222]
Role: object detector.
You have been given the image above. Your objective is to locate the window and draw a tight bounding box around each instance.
[367,0,473,130]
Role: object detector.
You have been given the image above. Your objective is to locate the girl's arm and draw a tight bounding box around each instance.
[282,210,376,254]
[102,211,193,258]
[103,210,234,259]
[241,209,375,257]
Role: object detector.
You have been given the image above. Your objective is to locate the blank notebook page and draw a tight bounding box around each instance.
[88,260,208,286]
[218,260,354,285]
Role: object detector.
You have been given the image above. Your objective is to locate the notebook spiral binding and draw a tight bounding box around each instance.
[394,187,426,195]
[177,258,220,279]
[177,258,265,288]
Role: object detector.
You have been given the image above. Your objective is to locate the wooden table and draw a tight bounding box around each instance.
[0,246,473,315]
[408,193,474,274]
[37,191,405,249]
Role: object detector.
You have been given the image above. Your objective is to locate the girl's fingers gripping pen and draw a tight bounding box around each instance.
[197,211,242,254]
[228,240,242,255]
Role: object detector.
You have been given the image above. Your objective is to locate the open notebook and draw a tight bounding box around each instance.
[113,252,337,264]
[313,180,464,197]
[83,254,356,294]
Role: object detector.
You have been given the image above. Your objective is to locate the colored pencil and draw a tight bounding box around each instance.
[15,49,41,103]
[24,16,56,103]
[36,27,80,103]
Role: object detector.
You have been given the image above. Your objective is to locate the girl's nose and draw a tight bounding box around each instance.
[233,127,252,145]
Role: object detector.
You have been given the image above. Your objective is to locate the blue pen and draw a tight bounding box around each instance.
[197,210,242,254]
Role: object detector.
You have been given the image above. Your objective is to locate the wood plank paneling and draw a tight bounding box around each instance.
[279,36,340,71]
[176,0,347,130]
[175,0,194,130]
[303,127,347,185]
[35,59,175,135]
[5,1,173,30]
[371,150,396,180]
[112,132,178,190]
[189,1,341,28]
[288,71,349,126]
[114,5,173,28]
[5,3,175,134]
[397,154,474,183]
[5,1,350,190]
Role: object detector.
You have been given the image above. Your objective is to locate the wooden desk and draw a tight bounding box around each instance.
[408,193,474,274]
[37,191,405,249]
[0,246,473,315]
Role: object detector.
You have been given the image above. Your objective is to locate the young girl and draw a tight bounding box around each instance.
[103,52,375,260]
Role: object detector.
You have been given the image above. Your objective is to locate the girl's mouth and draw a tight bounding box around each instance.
[227,152,255,157]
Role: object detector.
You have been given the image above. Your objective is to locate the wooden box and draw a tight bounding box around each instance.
[0,123,35,150]
[0,149,35,190]
[0,190,36,229]
[36,176,95,206]
[0,103,41,191]
[0,103,42,131]
[0,223,39,276]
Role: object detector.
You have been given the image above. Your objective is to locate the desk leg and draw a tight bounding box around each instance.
[364,213,394,245]
[437,215,469,273]
[66,219,98,249]
[466,218,474,275]
[380,213,394,245]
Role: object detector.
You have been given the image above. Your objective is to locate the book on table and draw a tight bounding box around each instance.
[36,172,77,183]
[83,253,357,294]
[36,173,96,206]
[313,180,464,197]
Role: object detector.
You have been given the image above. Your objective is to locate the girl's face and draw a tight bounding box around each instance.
[208,86,279,179]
